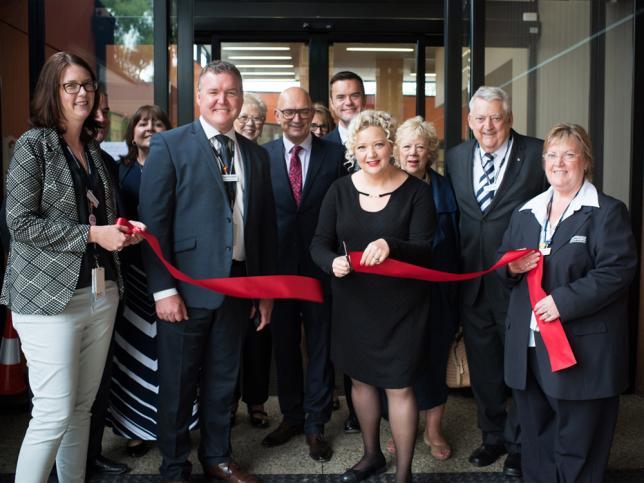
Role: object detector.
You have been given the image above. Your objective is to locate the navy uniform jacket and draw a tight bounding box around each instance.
[498,187,637,400]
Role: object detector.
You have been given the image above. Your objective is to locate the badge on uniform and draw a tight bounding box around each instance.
[222,174,238,183]
[538,242,551,256]
[570,235,587,244]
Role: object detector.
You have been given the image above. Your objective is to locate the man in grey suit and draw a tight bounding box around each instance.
[445,86,547,478]
[260,87,345,461]
[139,61,277,483]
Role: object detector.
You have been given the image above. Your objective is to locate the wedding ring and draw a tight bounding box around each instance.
[375,257,380,263]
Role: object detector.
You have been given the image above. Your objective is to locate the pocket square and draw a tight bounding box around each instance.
[570,235,587,244]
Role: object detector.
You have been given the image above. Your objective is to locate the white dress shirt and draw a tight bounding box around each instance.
[338,123,349,144]
[518,180,600,346]
[471,136,513,195]
[283,133,313,185]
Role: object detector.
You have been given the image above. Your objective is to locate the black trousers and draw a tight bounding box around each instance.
[515,349,618,483]
[271,298,333,434]
[234,318,272,407]
[461,281,520,453]
[157,264,250,480]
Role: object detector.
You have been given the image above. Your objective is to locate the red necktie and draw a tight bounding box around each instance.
[289,145,303,206]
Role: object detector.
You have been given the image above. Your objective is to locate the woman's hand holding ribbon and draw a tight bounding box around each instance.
[507,251,541,276]
[534,295,560,323]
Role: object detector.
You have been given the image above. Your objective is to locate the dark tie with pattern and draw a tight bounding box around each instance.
[476,152,495,211]
[289,145,303,207]
[214,134,236,205]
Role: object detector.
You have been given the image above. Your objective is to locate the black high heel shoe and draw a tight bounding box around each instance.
[339,455,387,482]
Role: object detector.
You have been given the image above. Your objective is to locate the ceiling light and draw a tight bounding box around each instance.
[240,71,295,76]
[229,56,292,60]
[346,47,413,52]
[223,46,290,51]
[235,64,294,68]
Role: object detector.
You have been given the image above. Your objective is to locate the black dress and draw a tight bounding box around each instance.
[310,175,436,389]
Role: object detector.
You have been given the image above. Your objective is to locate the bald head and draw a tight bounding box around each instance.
[275,87,313,144]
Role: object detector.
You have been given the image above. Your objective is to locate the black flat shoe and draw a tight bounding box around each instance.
[126,440,150,458]
[339,457,387,483]
[249,409,270,429]
[343,415,361,434]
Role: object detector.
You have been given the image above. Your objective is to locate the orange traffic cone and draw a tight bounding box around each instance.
[0,313,27,395]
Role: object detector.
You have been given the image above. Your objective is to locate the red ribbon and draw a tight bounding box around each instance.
[117,218,575,371]
[116,218,324,303]
[348,251,577,372]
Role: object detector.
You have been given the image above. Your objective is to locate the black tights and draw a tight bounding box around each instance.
[351,378,417,483]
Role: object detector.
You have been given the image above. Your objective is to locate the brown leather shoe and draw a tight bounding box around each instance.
[205,461,261,483]
[306,433,333,462]
[261,421,304,447]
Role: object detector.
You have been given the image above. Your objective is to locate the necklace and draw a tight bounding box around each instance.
[356,189,394,198]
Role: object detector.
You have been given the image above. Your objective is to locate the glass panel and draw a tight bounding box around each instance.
[35,1,156,158]
[603,1,633,204]
[221,42,309,144]
[329,42,417,123]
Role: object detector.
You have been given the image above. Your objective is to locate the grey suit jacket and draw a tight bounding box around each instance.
[446,130,547,308]
[138,120,278,310]
[1,128,122,315]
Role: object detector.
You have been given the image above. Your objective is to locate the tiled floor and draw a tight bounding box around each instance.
[1,393,643,478]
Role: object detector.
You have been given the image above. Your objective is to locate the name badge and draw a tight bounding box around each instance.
[91,267,105,299]
[539,247,551,256]
[222,174,238,183]
[570,235,587,244]
[86,190,100,208]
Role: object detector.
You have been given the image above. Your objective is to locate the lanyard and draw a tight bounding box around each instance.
[478,135,512,186]
[540,186,582,248]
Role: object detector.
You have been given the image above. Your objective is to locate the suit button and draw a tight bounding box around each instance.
[226,217,231,223]
[226,246,231,251]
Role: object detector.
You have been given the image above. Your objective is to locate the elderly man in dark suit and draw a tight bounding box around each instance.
[445,86,547,478]
[139,60,278,483]
[261,87,345,462]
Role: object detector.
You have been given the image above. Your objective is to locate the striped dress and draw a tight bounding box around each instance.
[108,161,198,439]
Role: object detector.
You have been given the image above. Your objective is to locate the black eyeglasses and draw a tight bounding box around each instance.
[61,81,98,94]
[277,108,313,120]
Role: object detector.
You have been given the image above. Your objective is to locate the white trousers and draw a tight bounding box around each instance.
[12,282,118,483]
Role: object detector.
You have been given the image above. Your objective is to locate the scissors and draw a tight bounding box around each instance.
[342,241,354,273]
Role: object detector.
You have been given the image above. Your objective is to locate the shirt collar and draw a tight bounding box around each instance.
[199,116,236,143]
[519,180,599,223]
[283,132,313,154]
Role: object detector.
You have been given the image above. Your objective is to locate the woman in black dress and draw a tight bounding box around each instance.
[311,110,436,483]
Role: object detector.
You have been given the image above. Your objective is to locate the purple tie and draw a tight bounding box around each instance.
[289,145,303,206]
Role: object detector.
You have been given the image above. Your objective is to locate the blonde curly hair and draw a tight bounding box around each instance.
[394,116,439,170]
[344,110,397,169]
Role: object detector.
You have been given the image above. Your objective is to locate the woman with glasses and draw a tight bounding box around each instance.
[311,103,336,138]
[498,123,636,483]
[1,51,144,483]
[311,110,435,483]
[233,92,266,143]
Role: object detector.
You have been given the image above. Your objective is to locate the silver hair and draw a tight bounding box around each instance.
[469,86,512,117]
[344,110,397,169]
[242,92,267,118]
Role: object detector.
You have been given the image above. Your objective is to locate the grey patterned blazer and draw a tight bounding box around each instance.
[0,127,122,315]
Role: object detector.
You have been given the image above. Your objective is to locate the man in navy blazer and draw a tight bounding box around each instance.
[139,61,277,483]
[445,86,547,477]
[260,87,345,462]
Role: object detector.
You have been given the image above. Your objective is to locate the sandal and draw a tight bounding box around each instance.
[249,409,270,429]
[423,432,452,461]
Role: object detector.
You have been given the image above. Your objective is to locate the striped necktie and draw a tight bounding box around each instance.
[476,152,495,211]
